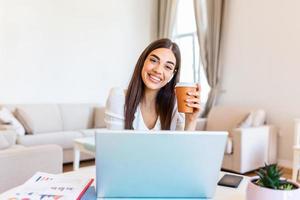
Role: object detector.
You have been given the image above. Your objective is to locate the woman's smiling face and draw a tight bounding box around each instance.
[141,48,177,91]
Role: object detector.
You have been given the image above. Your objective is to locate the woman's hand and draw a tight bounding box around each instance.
[184,83,201,131]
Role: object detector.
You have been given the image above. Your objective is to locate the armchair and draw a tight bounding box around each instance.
[196,106,277,174]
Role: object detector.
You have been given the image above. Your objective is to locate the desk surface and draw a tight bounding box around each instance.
[64,166,249,200]
[1,166,249,200]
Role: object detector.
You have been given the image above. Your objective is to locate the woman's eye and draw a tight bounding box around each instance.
[165,65,173,70]
[150,58,157,63]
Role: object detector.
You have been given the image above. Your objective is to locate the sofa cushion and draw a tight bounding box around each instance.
[94,107,106,128]
[0,107,25,136]
[17,131,83,149]
[59,104,96,131]
[206,106,251,131]
[0,131,17,150]
[80,128,107,137]
[0,134,9,150]
[15,105,63,134]
[80,129,96,137]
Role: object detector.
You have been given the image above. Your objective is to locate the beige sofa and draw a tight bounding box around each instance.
[196,106,278,174]
[0,131,63,193]
[2,104,106,163]
[0,104,106,193]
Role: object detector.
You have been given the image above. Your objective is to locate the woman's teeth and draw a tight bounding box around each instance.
[149,74,161,83]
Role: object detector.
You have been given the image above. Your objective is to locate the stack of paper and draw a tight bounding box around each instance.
[0,172,93,200]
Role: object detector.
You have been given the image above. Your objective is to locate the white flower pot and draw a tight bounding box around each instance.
[246,177,300,200]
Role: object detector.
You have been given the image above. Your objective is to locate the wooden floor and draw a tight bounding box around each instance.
[244,167,294,180]
[63,159,95,173]
[63,160,298,183]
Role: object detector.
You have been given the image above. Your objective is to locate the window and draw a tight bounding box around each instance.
[172,0,210,103]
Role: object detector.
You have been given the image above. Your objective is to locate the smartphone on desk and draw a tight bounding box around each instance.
[217,174,243,188]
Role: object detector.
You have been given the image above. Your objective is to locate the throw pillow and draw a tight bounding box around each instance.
[14,108,34,134]
[0,134,10,150]
[238,112,253,128]
[0,107,11,124]
[94,107,106,128]
[0,124,14,131]
[0,107,25,136]
[237,109,266,128]
[252,109,266,127]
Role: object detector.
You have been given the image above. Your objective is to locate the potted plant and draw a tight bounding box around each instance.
[247,163,300,200]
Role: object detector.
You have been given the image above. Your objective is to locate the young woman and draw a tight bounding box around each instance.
[105,38,201,131]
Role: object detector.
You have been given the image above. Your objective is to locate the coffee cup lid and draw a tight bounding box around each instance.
[175,82,197,88]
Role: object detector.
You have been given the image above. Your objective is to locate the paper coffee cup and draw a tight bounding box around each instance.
[175,82,197,113]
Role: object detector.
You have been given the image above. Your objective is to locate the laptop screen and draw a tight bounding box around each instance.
[95,130,227,198]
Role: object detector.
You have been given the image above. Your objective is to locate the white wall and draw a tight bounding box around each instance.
[218,0,300,167]
[0,0,157,105]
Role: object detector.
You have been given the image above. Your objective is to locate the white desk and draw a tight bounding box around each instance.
[1,166,249,200]
[64,166,249,200]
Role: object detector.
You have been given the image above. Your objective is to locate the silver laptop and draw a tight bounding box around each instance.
[95,130,227,198]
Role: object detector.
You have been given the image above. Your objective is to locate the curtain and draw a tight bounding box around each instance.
[194,0,224,117]
[157,0,179,39]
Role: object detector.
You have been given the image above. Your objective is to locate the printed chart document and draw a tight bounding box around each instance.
[0,172,93,200]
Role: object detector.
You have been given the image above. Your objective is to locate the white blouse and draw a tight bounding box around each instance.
[104,87,185,130]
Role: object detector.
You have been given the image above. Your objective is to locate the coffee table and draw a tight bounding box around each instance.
[63,166,249,200]
[73,137,95,170]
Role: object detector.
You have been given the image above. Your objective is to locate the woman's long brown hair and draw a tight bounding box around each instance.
[124,38,181,130]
